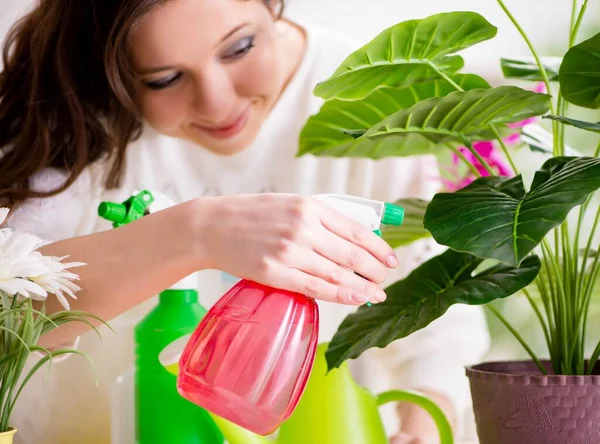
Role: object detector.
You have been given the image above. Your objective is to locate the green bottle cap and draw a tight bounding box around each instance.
[382,203,404,226]
[98,202,127,224]
[98,190,155,228]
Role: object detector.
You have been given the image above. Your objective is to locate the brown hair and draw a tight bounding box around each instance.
[0,0,283,208]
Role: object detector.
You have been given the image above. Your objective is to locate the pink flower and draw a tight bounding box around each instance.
[441,83,544,191]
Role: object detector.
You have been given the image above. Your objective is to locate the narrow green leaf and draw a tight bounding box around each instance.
[0,327,28,352]
[424,157,600,266]
[299,75,490,157]
[560,32,600,109]
[314,12,497,100]
[501,57,561,81]
[326,250,541,369]
[8,349,97,416]
[382,198,431,248]
[543,115,600,134]
[43,311,113,338]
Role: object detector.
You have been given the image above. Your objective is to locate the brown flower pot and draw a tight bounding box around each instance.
[466,361,600,444]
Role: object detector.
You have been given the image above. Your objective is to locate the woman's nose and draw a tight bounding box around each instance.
[190,67,236,123]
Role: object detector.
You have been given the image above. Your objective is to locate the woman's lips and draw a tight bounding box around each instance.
[194,106,251,139]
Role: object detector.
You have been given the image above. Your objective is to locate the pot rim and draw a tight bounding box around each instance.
[0,427,17,436]
[466,360,600,386]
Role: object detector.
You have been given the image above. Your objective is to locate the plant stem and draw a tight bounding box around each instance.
[487,304,547,374]
[523,288,552,352]
[570,0,589,47]
[446,143,482,178]
[542,239,570,373]
[556,97,567,156]
[569,0,578,41]
[463,139,495,176]
[491,127,518,174]
[428,62,515,171]
[577,205,599,306]
[581,247,600,342]
[573,201,589,313]
[427,63,462,91]
[561,223,574,336]
[594,141,600,158]
[496,0,555,114]
[536,271,556,332]
[588,338,600,375]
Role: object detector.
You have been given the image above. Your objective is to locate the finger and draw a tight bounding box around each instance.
[315,199,398,269]
[313,227,388,285]
[267,266,368,305]
[294,246,386,303]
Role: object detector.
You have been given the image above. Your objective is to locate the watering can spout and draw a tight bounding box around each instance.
[209,414,271,444]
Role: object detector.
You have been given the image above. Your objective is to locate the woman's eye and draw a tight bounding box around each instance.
[222,36,255,60]
[144,72,183,90]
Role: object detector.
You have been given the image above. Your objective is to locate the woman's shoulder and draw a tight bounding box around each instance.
[5,164,108,241]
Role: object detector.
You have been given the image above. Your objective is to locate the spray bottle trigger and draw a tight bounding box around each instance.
[98,190,155,228]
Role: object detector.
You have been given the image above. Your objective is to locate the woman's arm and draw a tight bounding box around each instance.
[36,194,398,348]
[37,197,202,347]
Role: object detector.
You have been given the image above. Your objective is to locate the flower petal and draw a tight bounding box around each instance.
[0,278,47,299]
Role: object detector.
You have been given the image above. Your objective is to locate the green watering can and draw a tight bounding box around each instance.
[161,341,453,444]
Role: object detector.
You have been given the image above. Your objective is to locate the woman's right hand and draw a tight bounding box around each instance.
[191,194,399,306]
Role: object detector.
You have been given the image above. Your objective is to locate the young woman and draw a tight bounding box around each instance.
[0,1,489,442]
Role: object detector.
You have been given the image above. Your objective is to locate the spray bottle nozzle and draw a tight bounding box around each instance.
[382,202,404,227]
[98,190,155,228]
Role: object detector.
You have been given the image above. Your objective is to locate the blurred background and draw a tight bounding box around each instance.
[1,0,599,428]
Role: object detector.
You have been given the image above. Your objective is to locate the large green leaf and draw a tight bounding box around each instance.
[543,115,600,134]
[424,157,600,267]
[299,75,490,157]
[364,85,549,143]
[501,57,561,81]
[314,12,497,100]
[382,198,431,248]
[560,32,600,109]
[326,250,541,369]
[299,87,549,160]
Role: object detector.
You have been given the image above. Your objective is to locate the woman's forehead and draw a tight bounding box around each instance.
[130,0,265,67]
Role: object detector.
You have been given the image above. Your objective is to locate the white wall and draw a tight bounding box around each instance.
[285,0,600,80]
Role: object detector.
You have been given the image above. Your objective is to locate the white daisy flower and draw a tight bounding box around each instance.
[0,208,84,308]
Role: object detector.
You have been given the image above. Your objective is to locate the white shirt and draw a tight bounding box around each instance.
[6,22,489,444]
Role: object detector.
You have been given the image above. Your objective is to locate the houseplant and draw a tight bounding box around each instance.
[0,207,101,443]
[298,2,600,443]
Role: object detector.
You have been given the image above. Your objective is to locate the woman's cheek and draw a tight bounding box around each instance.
[139,90,188,133]
[236,44,283,98]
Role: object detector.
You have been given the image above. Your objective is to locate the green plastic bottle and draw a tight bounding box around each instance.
[135,288,224,444]
[97,190,224,444]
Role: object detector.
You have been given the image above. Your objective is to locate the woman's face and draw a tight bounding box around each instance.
[130,0,284,155]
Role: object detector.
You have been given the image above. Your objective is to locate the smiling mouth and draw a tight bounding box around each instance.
[193,106,251,140]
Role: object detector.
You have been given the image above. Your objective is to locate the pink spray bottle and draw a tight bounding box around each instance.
[175,194,404,435]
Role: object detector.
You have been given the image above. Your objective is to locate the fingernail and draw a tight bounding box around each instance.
[386,254,399,268]
[376,289,387,302]
[351,292,370,303]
